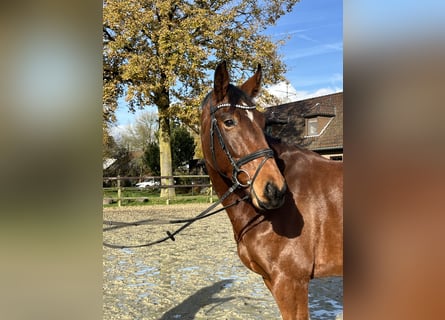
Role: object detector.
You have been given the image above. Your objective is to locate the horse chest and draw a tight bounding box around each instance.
[236,239,273,279]
[236,226,314,279]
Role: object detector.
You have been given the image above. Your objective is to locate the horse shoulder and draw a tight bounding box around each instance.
[271,143,343,275]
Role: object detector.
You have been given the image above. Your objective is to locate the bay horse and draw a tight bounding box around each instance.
[200,61,343,320]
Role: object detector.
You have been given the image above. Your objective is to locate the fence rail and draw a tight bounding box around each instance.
[103,175,215,207]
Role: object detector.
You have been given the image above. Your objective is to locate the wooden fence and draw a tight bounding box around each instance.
[103,175,215,207]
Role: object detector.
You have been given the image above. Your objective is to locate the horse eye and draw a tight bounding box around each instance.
[223,119,235,127]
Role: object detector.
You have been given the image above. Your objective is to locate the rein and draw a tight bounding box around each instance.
[102,182,248,249]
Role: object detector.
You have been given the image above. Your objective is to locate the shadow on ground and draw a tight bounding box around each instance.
[160,279,235,320]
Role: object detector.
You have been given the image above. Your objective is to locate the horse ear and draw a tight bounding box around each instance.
[214,61,230,102]
[240,64,262,98]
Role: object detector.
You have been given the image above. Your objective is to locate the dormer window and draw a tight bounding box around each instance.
[305,116,334,137]
[303,102,336,137]
[307,118,318,135]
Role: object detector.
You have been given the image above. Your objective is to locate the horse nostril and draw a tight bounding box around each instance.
[265,182,274,198]
[265,182,286,200]
[256,181,286,210]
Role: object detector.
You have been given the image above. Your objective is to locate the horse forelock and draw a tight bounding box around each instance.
[228,85,255,107]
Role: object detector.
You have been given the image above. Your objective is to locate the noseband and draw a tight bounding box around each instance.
[209,102,274,190]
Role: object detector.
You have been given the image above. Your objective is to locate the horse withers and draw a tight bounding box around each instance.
[200,61,343,320]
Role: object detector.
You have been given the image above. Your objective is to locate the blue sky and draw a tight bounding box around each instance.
[114,0,342,127]
[266,0,342,100]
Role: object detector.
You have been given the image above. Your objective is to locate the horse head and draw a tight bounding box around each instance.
[201,61,287,210]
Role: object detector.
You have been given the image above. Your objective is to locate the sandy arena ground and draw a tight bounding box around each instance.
[103,204,342,320]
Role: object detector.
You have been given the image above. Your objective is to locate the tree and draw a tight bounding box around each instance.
[144,124,195,175]
[171,124,195,172]
[103,123,118,160]
[144,141,160,175]
[117,111,158,151]
[103,0,300,197]
[104,145,144,185]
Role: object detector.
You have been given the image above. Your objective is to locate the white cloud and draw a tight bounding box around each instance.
[266,81,299,103]
[109,124,130,140]
[266,81,342,104]
[294,87,343,101]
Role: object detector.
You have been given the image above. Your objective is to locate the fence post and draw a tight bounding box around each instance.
[117,174,122,207]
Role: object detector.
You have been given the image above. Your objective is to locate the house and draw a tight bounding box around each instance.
[264,92,343,160]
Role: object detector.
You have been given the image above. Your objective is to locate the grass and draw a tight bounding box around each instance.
[103,187,218,207]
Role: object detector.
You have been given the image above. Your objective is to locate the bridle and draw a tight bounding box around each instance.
[102,101,275,249]
[209,102,274,190]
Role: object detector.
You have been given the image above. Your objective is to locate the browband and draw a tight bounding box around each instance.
[210,103,256,114]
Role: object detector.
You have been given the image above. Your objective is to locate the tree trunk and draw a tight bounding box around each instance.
[157,89,175,198]
[159,114,175,198]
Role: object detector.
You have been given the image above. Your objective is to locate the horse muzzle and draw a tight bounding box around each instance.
[254,181,287,210]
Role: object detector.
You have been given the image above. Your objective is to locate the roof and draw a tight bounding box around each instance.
[264,92,343,152]
[103,158,117,170]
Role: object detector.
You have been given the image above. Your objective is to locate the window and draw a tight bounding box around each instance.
[330,155,343,161]
[307,118,318,136]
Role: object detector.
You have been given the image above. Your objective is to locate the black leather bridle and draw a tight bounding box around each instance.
[102,102,276,249]
[209,102,274,190]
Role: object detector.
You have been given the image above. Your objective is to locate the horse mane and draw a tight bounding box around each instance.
[265,133,282,145]
[266,133,305,151]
